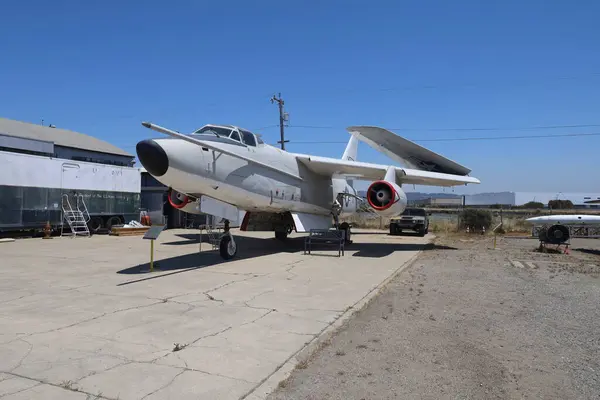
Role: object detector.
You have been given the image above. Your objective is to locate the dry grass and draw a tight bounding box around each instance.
[343,212,532,235]
[497,216,531,233]
[345,214,389,229]
[428,219,456,233]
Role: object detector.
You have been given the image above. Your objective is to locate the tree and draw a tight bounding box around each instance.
[522,201,544,209]
[548,199,574,210]
[459,209,492,231]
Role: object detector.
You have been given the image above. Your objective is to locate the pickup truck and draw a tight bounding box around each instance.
[389,207,430,237]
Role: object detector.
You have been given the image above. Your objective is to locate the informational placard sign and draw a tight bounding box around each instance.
[143,224,166,240]
[142,225,166,272]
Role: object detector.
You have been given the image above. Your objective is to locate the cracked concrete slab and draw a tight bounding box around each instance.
[0,374,39,396]
[3,381,88,399]
[143,370,255,400]
[0,228,429,399]
[76,362,183,399]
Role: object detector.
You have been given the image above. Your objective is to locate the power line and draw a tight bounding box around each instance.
[121,131,600,152]
[252,124,280,131]
[288,131,600,144]
[281,123,600,132]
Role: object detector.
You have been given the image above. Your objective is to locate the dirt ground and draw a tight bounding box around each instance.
[268,234,600,400]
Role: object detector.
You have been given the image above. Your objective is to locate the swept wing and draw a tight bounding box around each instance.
[295,155,479,186]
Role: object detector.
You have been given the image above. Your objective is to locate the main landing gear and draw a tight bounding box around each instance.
[275,224,294,241]
[332,202,353,244]
[219,219,237,260]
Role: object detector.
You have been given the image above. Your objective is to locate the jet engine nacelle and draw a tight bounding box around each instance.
[366,180,408,217]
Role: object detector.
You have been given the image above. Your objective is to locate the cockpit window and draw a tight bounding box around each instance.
[256,136,264,144]
[240,130,256,147]
[193,126,233,137]
[229,130,241,142]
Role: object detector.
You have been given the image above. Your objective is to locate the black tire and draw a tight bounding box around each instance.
[417,227,426,237]
[424,226,429,234]
[106,216,122,232]
[219,235,237,260]
[87,217,103,234]
[339,222,351,243]
[275,231,288,241]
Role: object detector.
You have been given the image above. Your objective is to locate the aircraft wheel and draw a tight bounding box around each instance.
[275,231,288,241]
[339,222,352,243]
[219,235,237,260]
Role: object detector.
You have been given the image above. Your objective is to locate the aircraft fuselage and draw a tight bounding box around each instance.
[136,134,359,217]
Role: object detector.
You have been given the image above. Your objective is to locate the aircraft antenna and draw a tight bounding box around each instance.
[270,93,289,150]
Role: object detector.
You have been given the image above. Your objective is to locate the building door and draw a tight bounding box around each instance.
[61,163,80,209]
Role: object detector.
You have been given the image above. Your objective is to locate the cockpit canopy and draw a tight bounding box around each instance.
[192,124,264,147]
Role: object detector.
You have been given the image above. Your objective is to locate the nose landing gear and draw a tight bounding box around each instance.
[218,219,237,260]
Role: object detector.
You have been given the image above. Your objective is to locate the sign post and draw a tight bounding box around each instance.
[143,225,166,272]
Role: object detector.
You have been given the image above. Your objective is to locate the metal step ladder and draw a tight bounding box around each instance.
[61,194,91,238]
[197,214,223,251]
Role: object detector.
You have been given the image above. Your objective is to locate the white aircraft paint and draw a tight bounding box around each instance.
[526,215,600,225]
[136,122,480,259]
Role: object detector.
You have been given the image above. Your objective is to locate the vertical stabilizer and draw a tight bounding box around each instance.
[342,133,358,162]
[341,133,359,188]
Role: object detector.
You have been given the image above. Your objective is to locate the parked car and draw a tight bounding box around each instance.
[389,207,430,236]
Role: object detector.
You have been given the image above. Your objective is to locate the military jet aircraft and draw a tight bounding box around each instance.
[136,123,480,259]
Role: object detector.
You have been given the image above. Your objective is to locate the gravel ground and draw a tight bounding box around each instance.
[268,235,600,400]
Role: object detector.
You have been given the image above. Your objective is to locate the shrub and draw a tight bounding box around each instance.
[459,209,492,231]
[522,201,544,209]
[548,199,573,209]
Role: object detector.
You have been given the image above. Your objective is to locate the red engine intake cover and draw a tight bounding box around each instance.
[367,180,397,211]
[168,189,191,209]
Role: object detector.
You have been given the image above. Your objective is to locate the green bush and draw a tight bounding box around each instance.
[459,209,493,231]
[548,199,573,209]
[522,201,544,209]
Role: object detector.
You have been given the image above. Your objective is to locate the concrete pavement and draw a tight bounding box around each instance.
[0,228,430,399]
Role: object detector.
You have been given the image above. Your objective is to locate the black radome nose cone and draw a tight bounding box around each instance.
[136,139,169,177]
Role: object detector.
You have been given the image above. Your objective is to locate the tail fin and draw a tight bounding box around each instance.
[342,133,358,161]
[341,133,359,188]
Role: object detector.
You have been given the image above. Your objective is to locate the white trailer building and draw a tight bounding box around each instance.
[0,117,141,233]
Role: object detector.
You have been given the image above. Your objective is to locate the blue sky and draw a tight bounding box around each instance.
[1,0,599,194]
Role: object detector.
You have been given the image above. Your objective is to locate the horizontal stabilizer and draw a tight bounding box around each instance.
[347,126,472,176]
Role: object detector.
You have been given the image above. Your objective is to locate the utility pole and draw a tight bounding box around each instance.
[271,93,289,150]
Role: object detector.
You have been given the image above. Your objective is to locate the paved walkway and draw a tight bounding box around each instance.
[0,229,429,399]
